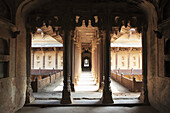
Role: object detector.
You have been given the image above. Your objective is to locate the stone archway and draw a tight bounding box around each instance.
[15,0,159,105]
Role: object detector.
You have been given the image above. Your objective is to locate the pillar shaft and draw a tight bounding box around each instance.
[71,39,75,92]
[99,38,104,90]
[102,29,113,103]
[115,51,118,70]
[140,29,149,103]
[75,45,78,82]
[97,43,101,86]
[128,52,131,69]
[42,50,45,69]
[61,29,73,104]
[32,50,34,69]
[55,49,58,69]
[79,45,81,75]
[26,30,34,103]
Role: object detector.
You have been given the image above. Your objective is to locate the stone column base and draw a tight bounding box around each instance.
[61,90,73,104]
[102,90,114,104]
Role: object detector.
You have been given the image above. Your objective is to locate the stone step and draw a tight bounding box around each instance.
[78,78,95,81]
[75,72,98,91]
[77,81,96,85]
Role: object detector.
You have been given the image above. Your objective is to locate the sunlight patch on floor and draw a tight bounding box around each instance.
[53,82,63,91]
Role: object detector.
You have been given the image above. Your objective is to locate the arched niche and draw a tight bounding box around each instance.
[0,38,9,55]
[0,38,9,79]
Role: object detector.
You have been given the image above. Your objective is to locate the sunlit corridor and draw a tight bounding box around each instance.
[75,72,98,92]
[51,72,98,92]
[33,71,140,100]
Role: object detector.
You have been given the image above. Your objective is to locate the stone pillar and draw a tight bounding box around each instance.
[79,45,81,75]
[26,30,34,103]
[97,42,101,86]
[92,46,94,76]
[61,29,73,104]
[71,36,75,92]
[102,36,105,89]
[55,48,58,69]
[92,41,96,79]
[76,44,80,81]
[140,28,149,104]
[102,29,113,103]
[77,44,81,79]
[115,50,118,71]
[99,38,104,90]
[42,49,45,69]
[139,50,141,69]
[74,44,78,84]
[31,50,34,69]
[94,47,97,82]
[128,53,131,69]
[128,48,132,69]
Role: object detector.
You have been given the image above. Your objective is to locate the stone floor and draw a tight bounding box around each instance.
[16,106,160,113]
[30,72,141,105]
[36,71,140,101]
[15,72,160,113]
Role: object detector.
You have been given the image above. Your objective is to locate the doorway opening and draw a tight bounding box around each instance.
[30,26,64,101]
[110,25,143,103]
[82,50,91,71]
[24,0,149,105]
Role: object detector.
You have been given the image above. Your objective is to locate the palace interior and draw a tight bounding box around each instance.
[0,0,170,113]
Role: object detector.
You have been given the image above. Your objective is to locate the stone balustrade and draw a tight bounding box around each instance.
[31,71,63,92]
[111,71,143,92]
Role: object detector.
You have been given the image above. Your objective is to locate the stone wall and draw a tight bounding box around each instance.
[147,18,170,113]
[111,49,142,70]
[32,50,63,69]
[0,18,25,113]
[143,2,170,112]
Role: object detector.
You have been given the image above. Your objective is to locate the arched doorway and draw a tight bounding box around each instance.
[82,50,91,71]
[15,0,157,105]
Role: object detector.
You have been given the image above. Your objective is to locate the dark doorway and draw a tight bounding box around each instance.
[82,50,91,71]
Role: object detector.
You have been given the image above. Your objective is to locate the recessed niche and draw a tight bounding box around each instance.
[165,39,170,55]
[0,38,9,55]
[165,61,170,77]
[0,62,9,79]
